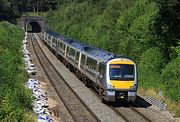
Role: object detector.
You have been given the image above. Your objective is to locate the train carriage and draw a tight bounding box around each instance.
[43,31,138,102]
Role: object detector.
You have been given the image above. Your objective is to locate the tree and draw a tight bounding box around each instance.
[138,47,165,88]
[0,0,11,20]
[152,0,180,60]
[162,56,180,101]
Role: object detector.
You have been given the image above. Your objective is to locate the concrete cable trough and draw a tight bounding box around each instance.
[22,33,51,122]
[22,33,37,75]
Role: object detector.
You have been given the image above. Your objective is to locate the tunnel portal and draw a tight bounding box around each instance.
[17,16,46,33]
[27,22,41,33]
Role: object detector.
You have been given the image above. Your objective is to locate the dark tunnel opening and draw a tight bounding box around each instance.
[27,22,41,33]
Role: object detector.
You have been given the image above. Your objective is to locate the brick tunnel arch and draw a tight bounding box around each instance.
[27,21,41,33]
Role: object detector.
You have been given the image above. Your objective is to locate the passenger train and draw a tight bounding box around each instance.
[42,31,138,102]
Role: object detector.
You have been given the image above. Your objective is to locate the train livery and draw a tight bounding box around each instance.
[42,31,138,102]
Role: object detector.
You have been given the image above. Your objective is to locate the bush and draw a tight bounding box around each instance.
[162,56,180,101]
[138,47,165,88]
[116,0,160,60]
[0,21,33,121]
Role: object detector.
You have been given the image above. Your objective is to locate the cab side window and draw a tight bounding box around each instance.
[98,63,105,78]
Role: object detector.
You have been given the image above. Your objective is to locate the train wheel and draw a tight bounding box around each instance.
[92,83,99,92]
[71,65,74,72]
[84,80,88,87]
[84,79,90,87]
[99,88,105,100]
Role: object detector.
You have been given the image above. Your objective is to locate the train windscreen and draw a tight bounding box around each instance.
[109,64,134,81]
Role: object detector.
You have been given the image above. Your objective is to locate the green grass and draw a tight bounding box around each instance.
[138,86,180,118]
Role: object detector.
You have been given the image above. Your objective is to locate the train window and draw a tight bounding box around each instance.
[86,57,97,72]
[58,41,61,47]
[99,63,105,78]
[109,64,134,81]
[69,48,76,57]
[58,41,60,46]
[48,35,51,40]
[63,44,66,52]
[56,39,58,45]
[66,46,70,56]
[81,54,86,66]
[52,38,56,46]
[46,34,48,40]
[75,51,80,64]
[61,42,64,51]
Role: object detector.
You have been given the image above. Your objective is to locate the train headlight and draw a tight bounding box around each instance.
[107,83,113,89]
[131,84,137,90]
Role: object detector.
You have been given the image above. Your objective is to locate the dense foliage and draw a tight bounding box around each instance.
[0,21,34,121]
[0,0,65,20]
[47,0,180,101]
[1,0,94,20]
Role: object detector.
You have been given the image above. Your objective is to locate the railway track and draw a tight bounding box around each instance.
[90,90,152,122]
[111,102,152,122]
[33,33,157,122]
[29,33,100,122]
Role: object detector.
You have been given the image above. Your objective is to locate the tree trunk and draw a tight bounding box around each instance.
[37,2,39,12]
[33,4,35,12]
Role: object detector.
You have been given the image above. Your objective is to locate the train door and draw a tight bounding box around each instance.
[43,32,46,41]
[64,44,68,59]
[98,63,106,88]
[68,47,76,65]
[75,50,80,67]
[78,52,82,70]
[47,34,49,43]
[50,36,53,46]
[96,61,99,83]
[86,56,97,82]
[80,53,86,74]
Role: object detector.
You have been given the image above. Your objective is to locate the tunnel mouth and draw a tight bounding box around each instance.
[27,22,41,33]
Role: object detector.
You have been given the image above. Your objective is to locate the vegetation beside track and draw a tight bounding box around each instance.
[0,21,35,121]
[46,0,180,116]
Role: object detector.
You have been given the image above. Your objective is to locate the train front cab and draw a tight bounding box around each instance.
[105,58,138,102]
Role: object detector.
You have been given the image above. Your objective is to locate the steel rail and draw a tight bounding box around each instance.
[29,33,100,122]
[37,33,153,122]
[129,103,152,122]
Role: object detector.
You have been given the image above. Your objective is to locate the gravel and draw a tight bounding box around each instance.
[36,34,125,122]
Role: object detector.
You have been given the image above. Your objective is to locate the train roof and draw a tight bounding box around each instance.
[66,40,114,62]
[46,30,60,37]
[82,46,114,62]
[46,30,130,63]
[70,41,88,50]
